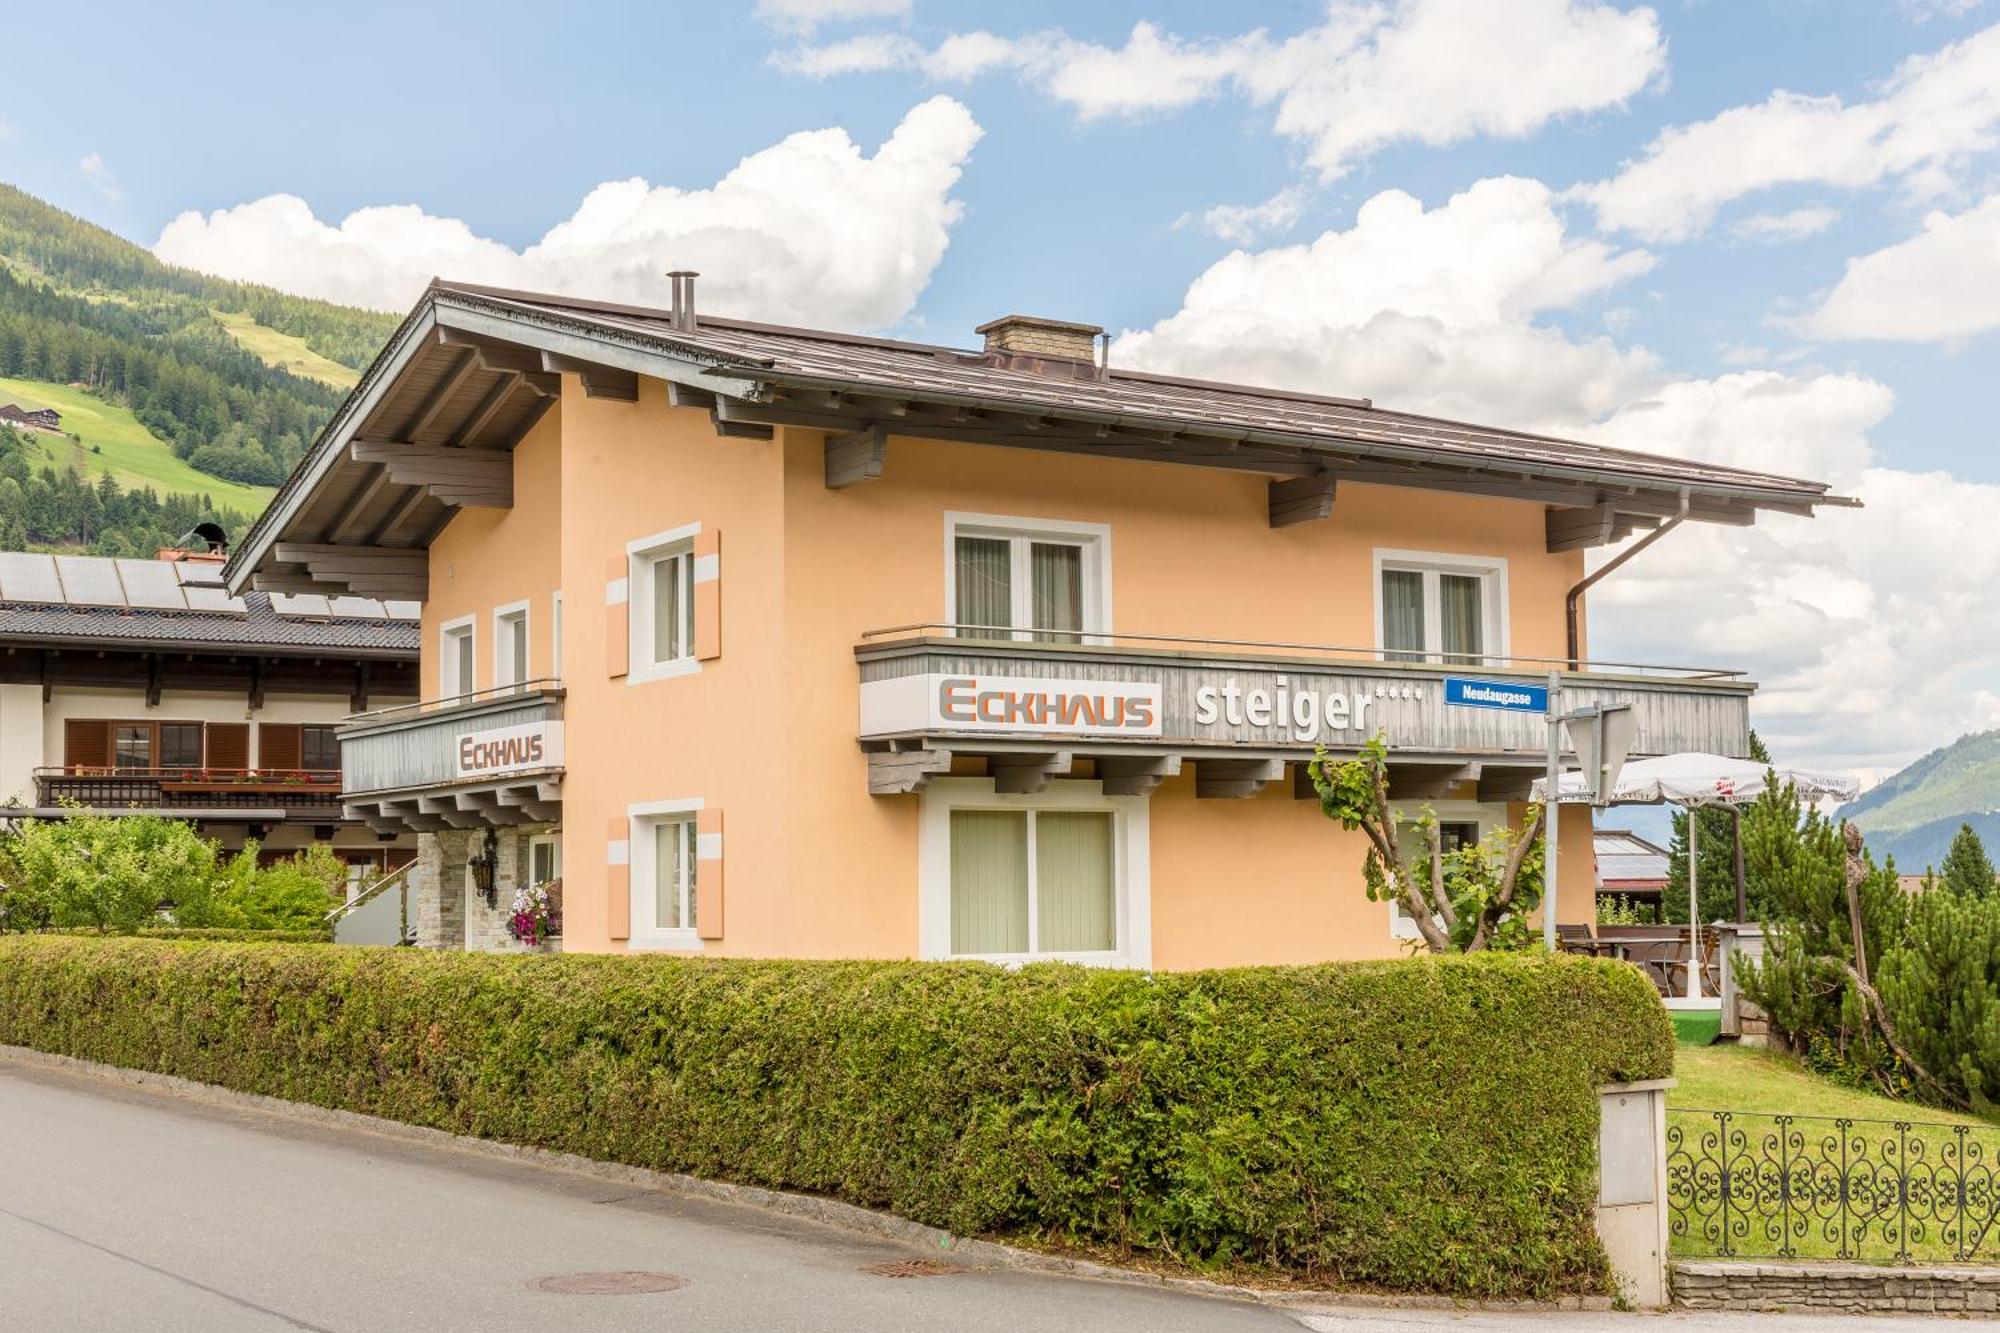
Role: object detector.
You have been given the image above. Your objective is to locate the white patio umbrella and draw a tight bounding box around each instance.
[1531,753,1859,1001]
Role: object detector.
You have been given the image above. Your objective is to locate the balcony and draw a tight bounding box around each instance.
[855,626,1752,798]
[28,767,347,824]
[338,681,565,833]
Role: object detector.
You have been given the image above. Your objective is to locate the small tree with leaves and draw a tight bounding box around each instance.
[1935,823,1996,900]
[1308,736,1546,952]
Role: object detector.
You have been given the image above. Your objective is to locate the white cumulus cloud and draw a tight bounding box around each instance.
[755,0,909,34]
[1730,206,1840,244]
[1796,193,2000,341]
[1174,186,1310,245]
[777,1,1666,178]
[152,97,983,327]
[1576,22,2000,241]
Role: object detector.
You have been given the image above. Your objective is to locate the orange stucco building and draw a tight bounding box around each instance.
[229,280,1848,963]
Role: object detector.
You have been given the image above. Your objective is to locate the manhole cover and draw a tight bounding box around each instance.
[859,1258,968,1279]
[528,1271,690,1295]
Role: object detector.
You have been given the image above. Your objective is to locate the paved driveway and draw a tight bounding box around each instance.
[0,1058,1978,1333]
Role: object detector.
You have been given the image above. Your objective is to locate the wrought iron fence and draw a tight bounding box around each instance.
[1668,1108,2000,1263]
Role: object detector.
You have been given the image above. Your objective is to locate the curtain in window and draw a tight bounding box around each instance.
[1381,569,1426,661]
[949,810,1027,954]
[1035,811,1114,952]
[453,631,475,695]
[1439,574,1484,664]
[655,821,692,930]
[652,554,684,664]
[508,617,529,684]
[113,725,150,770]
[1029,542,1083,641]
[954,536,1013,639]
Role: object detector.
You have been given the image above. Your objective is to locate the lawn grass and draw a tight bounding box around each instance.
[1671,1009,1721,1048]
[211,309,360,390]
[1667,1042,2000,1264]
[0,376,273,513]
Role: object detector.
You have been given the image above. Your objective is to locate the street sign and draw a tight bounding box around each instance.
[1442,676,1550,713]
[1564,703,1637,806]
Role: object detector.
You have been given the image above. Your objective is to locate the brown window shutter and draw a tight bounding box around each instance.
[693,527,721,661]
[63,719,108,770]
[206,722,250,773]
[696,808,723,940]
[607,815,631,940]
[606,555,629,679]
[259,722,302,772]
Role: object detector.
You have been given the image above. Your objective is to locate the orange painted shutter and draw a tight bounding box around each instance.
[259,722,302,772]
[693,527,721,661]
[696,808,724,940]
[206,722,250,772]
[64,719,108,769]
[605,555,629,679]
[607,814,631,940]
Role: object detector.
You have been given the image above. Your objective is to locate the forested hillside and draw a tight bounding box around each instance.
[0,423,237,556]
[0,185,394,549]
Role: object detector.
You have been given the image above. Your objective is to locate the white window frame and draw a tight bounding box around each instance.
[627,796,705,951]
[493,600,531,688]
[627,522,702,686]
[1387,799,1502,940]
[943,511,1113,642]
[439,614,477,698]
[1371,548,1509,666]
[550,590,564,679]
[528,832,562,887]
[917,777,1149,968]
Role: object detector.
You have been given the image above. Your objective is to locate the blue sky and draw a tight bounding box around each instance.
[3,0,1998,776]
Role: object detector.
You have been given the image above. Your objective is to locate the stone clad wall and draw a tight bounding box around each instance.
[408,826,560,951]
[1673,1261,2000,1313]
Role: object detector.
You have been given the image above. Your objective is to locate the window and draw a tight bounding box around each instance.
[440,617,476,696]
[627,525,702,684]
[1375,552,1506,666]
[112,724,151,770]
[947,514,1109,643]
[919,780,1149,966]
[629,804,701,947]
[159,723,203,771]
[529,833,562,887]
[1389,806,1496,939]
[494,602,530,687]
[301,725,340,774]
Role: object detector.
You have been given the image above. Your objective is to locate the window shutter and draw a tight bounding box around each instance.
[605,555,629,679]
[206,722,250,772]
[693,528,721,660]
[63,719,108,770]
[696,808,724,939]
[259,722,302,772]
[607,815,631,940]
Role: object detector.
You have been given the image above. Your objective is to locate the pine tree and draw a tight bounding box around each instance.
[1936,823,1997,899]
[1665,731,1773,924]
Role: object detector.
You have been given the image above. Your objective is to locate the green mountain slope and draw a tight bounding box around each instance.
[1839,730,2000,872]
[0,183,394,552]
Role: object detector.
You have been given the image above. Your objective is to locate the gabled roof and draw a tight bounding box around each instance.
[229,278,1857,598]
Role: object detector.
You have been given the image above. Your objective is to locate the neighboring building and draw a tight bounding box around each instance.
[226,278,1853,963]
[1594,828,1670,914]
[0,404,62,433]
[0,543,421,887]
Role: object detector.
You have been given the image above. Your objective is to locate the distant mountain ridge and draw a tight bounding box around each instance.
[1839,730,2000,872]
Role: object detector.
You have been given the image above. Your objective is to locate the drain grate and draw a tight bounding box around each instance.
[859,1258,969,1279]
[529,1271,690,1295]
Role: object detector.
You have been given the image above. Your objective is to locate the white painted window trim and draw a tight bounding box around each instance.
[438,614,476,698]
[550,590,564,679]
[1371,547,1510,665]
[1386,799,1503,940]
[627,795,705,951]
[626,522,702,686]
[492,599,532,688]
[943,511,1113,642]
[917,777,1149,968]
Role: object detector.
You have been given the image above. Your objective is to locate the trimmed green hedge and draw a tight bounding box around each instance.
[0,939,1670,1295]
[48,927,333,944]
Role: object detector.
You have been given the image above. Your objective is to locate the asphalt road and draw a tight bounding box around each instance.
[0,1058,1979,1333]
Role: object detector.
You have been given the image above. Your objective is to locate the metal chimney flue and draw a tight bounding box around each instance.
[666,270,699,332]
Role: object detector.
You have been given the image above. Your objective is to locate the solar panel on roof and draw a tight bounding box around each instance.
[172,560,227,586]
[181,584,249,615]
[0,551,63,604]
[55,556,128,609]
[115,560,190,611]
[384,600,422,621]
[270,592,331,618]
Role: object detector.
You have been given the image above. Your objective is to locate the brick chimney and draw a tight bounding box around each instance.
[976,314,1103,371]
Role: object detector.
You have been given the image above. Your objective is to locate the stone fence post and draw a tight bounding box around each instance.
[1597,1078,1674,1308]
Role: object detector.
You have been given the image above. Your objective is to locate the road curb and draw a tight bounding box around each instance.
[0,1043,1614,1317]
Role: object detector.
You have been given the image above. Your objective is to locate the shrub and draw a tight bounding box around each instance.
[0,940,1670,1296]
[1876,888,2000,1113]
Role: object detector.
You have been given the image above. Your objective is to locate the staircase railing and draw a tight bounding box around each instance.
[327,861,415,945]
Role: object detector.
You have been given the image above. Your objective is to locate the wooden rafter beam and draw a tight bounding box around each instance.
[401,349,482,440]
[1269,474,1336,527]
[824,425,887,488]
[540,351,639,401]
[349,440,513,508]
